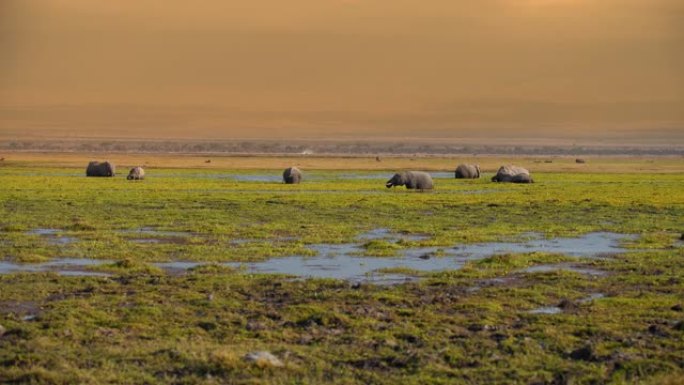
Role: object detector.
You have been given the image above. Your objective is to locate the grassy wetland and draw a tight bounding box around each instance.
[0,155,683,384]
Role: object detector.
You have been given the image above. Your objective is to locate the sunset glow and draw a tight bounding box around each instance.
[1,0,682,143]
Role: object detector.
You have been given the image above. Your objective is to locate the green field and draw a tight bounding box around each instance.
[0,161,683,384]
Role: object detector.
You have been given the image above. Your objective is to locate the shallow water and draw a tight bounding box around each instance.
[26,228,78,245]
[0,232,635,283]
[153,261,202,273]
[528,293,606,315]
[0,258,111,277]
[26,229,61,236]
[579,293,605,303]
[356,228,430,242]
[521,263,607,276]
[528,306,562,315]
[228,174,284,182]
[224,253,463,282]
[452,232,633,259]
[129,239,163,244]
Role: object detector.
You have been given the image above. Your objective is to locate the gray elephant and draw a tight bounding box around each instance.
[86,161,115,177]
[283,167,302,184]
[511,173,533,183]
[455,164,481,179]
[491,165,533,183]
[386,171,434,190]
[127,166,145,180]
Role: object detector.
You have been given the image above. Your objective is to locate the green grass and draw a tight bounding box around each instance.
[0,165,683,384]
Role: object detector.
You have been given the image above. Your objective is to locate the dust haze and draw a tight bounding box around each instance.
[1,0,683,145]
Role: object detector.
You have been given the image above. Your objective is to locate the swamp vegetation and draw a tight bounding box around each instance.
[0,159,682,384]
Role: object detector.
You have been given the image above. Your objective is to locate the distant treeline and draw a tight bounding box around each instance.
[1,139,682,156]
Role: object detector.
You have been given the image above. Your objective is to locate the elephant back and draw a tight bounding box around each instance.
[492,165,531,183]
[86,161,115,177]
[455,164,480,179]
[283,167,302,184]
[127,166,145,180]
[406,171,434,190]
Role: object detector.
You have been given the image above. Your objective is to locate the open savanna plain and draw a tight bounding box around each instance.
[0,154,683,384]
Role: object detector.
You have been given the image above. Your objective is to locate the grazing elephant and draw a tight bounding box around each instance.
[386,171,434,190]
[127,166,145,180]
[491,165,533,183]
[510,173,533,183]
[86,161,115,177]
[283,167,302,184]
[455,164,481,179]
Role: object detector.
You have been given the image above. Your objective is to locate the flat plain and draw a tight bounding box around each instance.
[0,154,682,384]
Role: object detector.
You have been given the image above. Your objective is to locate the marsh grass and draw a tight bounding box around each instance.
[0,160,683,383]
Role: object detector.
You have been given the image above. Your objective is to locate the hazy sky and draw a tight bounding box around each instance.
[1,0,683,140]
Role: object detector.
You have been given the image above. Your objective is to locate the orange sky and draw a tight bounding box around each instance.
[1,0,683,142]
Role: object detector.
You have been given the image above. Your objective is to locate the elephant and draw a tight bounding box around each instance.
[283,167,302,184]
[386,171,434,190]
[86,161,115,177]
[455,164,481,179]
[510,173,533,183]
[576,158,586,164]
[127,166,145,180]
[491,165,533,183]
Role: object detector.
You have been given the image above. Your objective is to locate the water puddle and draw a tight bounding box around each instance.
[452,232,633,259]
[0,232,635,284]
[26,228,79,245]
[335,172,397,181]
[228,174,284,183]
[223,253,463,283]
[26,229,61,236]
[130,239,165,244]
[0,258,111,277]
[521,263,607,276]
[528,293,606,315]
[579,293,605,303]
[431,172,457,179]
[153,261,202,275]
[356,228,430,242]
[529,306,562,315]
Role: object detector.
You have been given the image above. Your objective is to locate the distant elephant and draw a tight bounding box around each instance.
[86,161,115,177]
[455,164,481,179]
[386,171,433,190]
[127,166,145,180]
[491,165,533,183]
[510,173,533,183]
[283,167,302,184]
[576,158,586,164]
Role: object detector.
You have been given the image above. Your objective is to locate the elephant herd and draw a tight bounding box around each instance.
[85,161,144,180]
[383,164,532,190]
[85,162,533,189]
